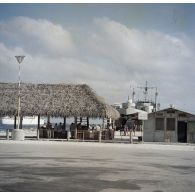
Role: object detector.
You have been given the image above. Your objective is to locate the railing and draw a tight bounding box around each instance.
[75,129,114,141]
[0,129,13,140]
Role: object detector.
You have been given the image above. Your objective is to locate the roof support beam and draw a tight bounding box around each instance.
[63,116,66,131]
[14,115,17,129]
[37,114,40,140]
[74,117,77,139]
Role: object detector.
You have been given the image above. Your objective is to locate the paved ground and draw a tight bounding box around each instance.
[0,140,195,192]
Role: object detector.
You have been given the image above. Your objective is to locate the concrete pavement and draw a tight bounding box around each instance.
[0,140,195,192]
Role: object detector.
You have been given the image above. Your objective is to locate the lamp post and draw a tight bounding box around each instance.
[15,56,25,129]
[12,56,25,141]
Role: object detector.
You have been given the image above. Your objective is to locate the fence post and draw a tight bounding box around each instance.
[99,129,102,143]
[67,130,70,141]
[37,114,40,140]
[37,129,39,140]
[6,129,9,140]
[74,117,77,139]
[129,130,133,144]
[83,131,85,142]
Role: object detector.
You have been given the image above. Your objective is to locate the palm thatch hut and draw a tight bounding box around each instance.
[0,82,119,141]
[0,82,119,119]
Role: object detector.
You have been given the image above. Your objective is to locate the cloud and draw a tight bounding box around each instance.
[90,17,192,75]
[0,17,75,57]
[0,16,195,112]
[86,17,195,108]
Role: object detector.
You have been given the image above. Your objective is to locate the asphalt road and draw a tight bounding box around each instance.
[0,140,195,192]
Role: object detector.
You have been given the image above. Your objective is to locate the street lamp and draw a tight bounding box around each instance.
[15,56,25,129]
[12,56,25,141]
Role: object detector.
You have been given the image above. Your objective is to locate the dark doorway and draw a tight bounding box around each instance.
[178,121,187,143]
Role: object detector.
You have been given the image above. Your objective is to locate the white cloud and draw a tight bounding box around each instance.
[0,17,75,57]
[0,16,195,112]
[90,17,192,75]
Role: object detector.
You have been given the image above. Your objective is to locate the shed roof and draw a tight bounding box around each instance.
[0,82,119,119]
[149,107,195,118]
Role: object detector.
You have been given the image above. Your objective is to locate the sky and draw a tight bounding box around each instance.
[0,3,195,113]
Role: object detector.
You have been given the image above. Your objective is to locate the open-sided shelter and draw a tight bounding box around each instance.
[0,82,119,139]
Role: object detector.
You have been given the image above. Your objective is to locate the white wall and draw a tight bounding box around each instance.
[154,131,164,142]
[188,122,195,143]
[143,114,155,142]
[165,131,177,142]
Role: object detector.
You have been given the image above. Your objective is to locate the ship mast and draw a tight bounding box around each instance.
[137,81,158,112]
[130,84,136,102]
[138,81,155,102]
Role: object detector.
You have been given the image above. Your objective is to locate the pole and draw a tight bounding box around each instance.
[64,116,66,139]
[64,117,66,131]
[15,56,25,130]
[37,114,40,140]
[17,61,21,130]
[14,115,17,129]
[129,130,133,144]
[99,129,102,143]
[87,117,89,129]
[142,120,144,142]
[19,116,23,129]
[74,117,77,139]
[155,87,158,112]
[6,129,9,140]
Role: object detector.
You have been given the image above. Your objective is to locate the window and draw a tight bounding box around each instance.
[167,118,175,131]
[156,118,164,130]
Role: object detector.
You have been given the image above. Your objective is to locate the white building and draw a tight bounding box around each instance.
[143,107,195,143]
[113,98,148,135]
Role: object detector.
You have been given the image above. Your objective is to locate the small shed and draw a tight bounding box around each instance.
[143,107,195,143]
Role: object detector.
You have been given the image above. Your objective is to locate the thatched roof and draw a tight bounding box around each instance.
[0,82,120,119]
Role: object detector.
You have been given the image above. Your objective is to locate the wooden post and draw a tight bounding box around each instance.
[87,117,89,129]
[74,117,77,139]
[64,117,66,131]
[67,129,70,141]
[99,118,105,142]
[47,115,50,123]
[37,114,40,129]
[46,115,50,139]
[14,116,17,129]
[6,129,9,140]
[63,116,66,139]
[99,129,102,142]
[83,131,85,142]
[142,120,144,142]
[19,116,23,129]
[37,114,40,140]
[112,119,114,130]
[129,130,133,144]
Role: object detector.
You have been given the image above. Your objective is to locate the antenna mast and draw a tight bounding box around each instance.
[130,84,136,102]
[154,87,158,112]
[138,81,156,102]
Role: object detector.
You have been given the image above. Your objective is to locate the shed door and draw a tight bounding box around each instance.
[178,121,187,143]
